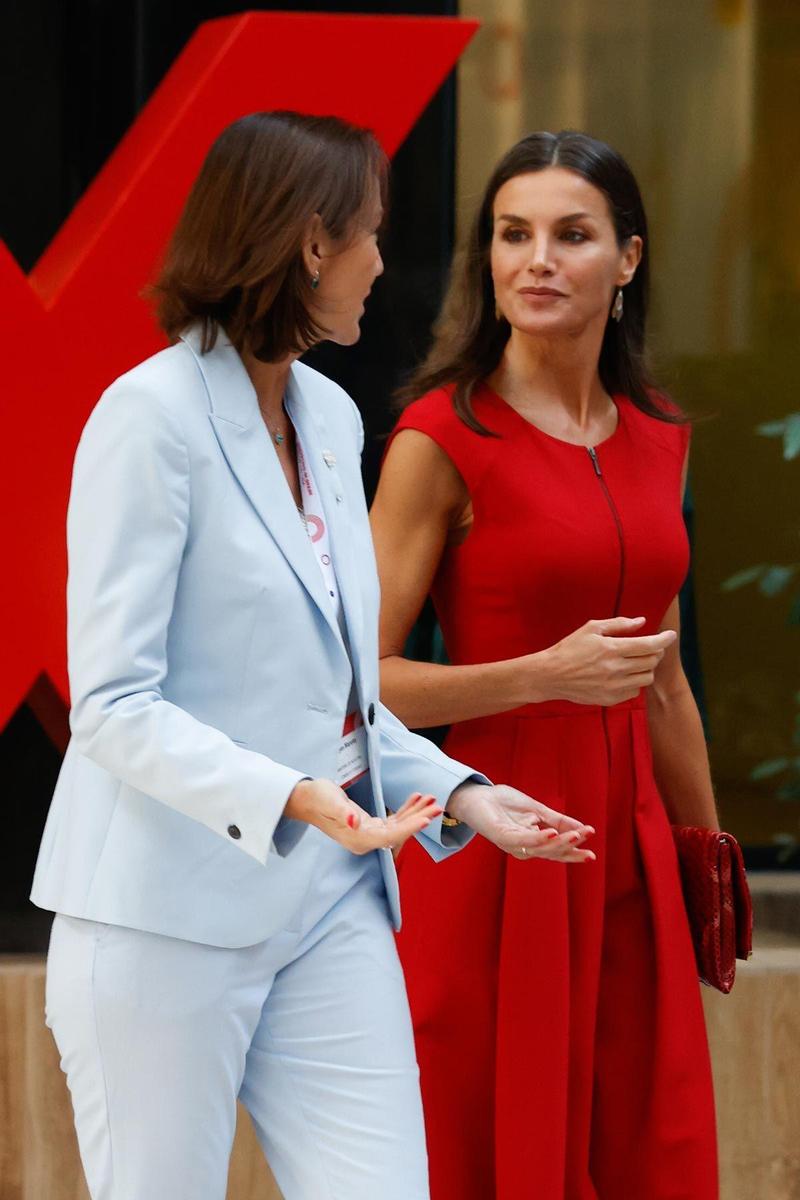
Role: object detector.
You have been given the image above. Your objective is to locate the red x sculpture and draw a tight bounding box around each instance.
[0,12,478,741]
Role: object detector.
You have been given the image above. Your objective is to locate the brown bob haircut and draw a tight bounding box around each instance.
[153,111,388,362]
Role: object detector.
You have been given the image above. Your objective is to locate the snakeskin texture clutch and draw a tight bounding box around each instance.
[671,826,753,994]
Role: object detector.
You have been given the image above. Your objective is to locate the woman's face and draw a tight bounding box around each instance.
[490,166,641,339]
[310,185,385,347]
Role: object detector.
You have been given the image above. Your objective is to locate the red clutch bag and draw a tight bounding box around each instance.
[671,826,753,994]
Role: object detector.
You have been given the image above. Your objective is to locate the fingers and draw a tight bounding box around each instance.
[393,792,437,818]
[544,844,596,863]
[543,816,596,839]
[530,800,594,835]
[529,824,593,850]
[375,816,435,851]
[352,797,443,853]
[388,796,442,840]
[620,653,662,673]
[604,630,677,658]
[318,785,444,855]
[590,615,646,636]
[513,827,597,862]
[625,671,660,689]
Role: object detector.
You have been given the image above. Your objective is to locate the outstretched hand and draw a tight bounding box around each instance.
[285,778,441,854]
[445,782,595,862]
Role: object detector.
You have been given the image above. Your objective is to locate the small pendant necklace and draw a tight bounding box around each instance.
[261,400,303,523]
[264,401,289,445]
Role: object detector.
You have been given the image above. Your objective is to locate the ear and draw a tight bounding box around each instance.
[301,213,327,277]
[616,234,643,287]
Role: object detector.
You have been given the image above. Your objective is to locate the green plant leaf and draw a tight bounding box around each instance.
[757,420,786,437]
[759,565,798,597]
[784,413,800,460]
[751,757,790,780]
[722,565,764,591]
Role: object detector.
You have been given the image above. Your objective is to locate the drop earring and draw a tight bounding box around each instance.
[311,270,320,290]
[612,287,624,322]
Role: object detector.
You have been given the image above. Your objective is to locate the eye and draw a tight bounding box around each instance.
[501,227,528,243]
[561,228,589,243]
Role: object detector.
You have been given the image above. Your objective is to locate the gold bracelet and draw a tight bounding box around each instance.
[441,811,461,827]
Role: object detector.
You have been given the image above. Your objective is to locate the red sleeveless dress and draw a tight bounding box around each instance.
[390,384,718,1200]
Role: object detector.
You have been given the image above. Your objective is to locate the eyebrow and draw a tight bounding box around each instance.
[496,211,596,225]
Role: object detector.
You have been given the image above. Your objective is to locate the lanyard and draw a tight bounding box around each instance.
[296,435,339,610]
[295,436,367,788]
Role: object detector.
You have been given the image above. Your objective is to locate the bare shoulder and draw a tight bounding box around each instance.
[378,426,469,526]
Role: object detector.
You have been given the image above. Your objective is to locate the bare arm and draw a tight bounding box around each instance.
[371,429,536,727]
[371,429,675,729]
[646,596,720,829]
[645,451,720,830]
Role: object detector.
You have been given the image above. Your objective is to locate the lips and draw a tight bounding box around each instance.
[519,288,566,297]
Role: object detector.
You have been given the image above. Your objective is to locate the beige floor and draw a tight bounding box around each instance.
[1,942,798,1200]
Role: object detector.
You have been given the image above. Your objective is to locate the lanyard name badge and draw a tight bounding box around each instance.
[337,711,369,791]
[296,436,368,791]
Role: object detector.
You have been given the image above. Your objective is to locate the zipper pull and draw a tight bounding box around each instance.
[587,446,602,476]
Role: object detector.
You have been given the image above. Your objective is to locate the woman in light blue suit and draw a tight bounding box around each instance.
[32,112,594,1200]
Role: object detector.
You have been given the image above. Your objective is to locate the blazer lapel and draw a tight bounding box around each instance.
[285,368,366,684]
[181,329,346,653]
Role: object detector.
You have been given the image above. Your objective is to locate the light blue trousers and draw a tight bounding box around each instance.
[45,834,429,1200]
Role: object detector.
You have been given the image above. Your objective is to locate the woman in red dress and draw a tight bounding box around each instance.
[370,131,719,1199]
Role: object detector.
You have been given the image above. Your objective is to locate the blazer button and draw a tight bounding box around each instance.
[367,703,375,726]
[227,824,241,840]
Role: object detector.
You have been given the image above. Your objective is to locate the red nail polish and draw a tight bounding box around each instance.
[347,813,356,829]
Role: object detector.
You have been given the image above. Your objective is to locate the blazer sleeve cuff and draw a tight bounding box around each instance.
[416,771,490,861]
[227,758,309,865]
[377,703,491,862]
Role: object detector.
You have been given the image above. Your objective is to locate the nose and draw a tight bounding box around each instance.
[528,234,555,277]
[375,248,385,278]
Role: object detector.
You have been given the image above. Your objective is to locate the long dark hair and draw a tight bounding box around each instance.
[153,111,387,363]
[398,130,682,433]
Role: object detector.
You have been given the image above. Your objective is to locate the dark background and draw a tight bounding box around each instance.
[1,0,459,950]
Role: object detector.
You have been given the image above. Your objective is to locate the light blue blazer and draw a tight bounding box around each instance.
[31,326,480,948]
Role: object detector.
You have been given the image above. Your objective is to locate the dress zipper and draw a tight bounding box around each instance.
[587,446,626,617]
